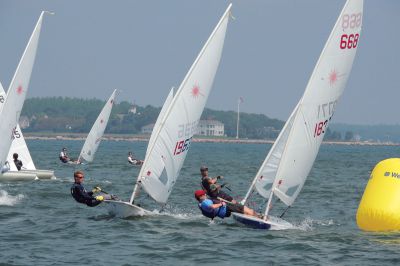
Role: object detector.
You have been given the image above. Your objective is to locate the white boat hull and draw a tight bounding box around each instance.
[104,200,152,218]
[20,169,55,179]
[0,171,38,181]
[232,213,294,230]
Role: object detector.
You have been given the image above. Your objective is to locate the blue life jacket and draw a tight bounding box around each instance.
[198,199,227,219]
[198,203,216,219]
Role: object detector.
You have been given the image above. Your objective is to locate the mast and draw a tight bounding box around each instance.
[236,98,240,139]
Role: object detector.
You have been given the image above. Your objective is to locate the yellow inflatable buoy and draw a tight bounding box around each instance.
[357,158,400,231]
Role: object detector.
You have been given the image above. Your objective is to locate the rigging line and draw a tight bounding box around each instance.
[279,206,291,218]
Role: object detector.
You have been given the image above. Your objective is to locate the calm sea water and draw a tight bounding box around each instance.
[1,139,400,265]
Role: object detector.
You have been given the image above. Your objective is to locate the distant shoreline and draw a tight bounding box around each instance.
[23,132,400,146]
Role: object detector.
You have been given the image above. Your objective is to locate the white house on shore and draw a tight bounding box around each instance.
[141,123,155,134]
[141,120,225,137]
[196,120,224,137]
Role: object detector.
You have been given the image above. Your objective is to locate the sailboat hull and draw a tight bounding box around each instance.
[0,171,38,181]
[104,200,152,218]
[19,169,55,179]
[232,213,294,230]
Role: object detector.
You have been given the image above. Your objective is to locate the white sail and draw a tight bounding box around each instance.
[146,87,174,157]
[249,103,300,199]
[251,0,363,209]
[0,12,48,169]
[7,126,35,171]
[0,83,36,171]
[131,4,232,204]
[79,89,117,163]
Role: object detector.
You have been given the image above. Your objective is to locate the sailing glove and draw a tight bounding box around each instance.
[95,195,104,201]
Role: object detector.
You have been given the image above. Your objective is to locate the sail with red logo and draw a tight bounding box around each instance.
[234,0,364,230]
[0,12,52,181]
[105,4,232,218]
[0,82,55,180]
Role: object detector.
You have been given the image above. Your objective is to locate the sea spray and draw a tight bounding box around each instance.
[0,190,24,206]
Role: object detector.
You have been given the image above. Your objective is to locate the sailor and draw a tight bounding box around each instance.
[200,165,236,203]
[194,190,259,219]
[128,151,143,166]
[70,170,106,207]
[59,148,70,163]
[13,153,23,171]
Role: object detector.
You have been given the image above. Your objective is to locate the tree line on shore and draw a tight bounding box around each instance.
[21,97,353,140]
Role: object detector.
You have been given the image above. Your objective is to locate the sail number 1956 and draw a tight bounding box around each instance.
[173,137,192,155]
[174,120,198,155]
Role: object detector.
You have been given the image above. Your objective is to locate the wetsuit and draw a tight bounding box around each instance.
[13,159,23,171]
[70,183,102,207]
[201,176,233,203]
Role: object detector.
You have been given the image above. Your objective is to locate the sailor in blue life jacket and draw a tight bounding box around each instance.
[194,190,260,219]
[71,170,111,207]
[200,165,237,204]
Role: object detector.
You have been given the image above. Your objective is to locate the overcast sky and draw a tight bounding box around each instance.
[0,0,398,125]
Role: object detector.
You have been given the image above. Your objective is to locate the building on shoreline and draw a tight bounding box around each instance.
[141,123,155,134]
[196,120,224,137]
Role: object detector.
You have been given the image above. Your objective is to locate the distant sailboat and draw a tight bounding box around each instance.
[0,82,55,179]
[233,0,363,229]
[76,89,117,164]
[0,11,52,181]
[105,4,232,217]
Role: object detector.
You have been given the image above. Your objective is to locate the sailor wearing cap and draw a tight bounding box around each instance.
[194,189,259,219]
[199,165,236,203]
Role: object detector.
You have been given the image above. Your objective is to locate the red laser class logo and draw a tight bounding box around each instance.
[329,70,338,86]
[191,84,204,99]
[17,86,24,95]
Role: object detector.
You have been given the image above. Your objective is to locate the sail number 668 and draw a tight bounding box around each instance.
[340,34,359,49]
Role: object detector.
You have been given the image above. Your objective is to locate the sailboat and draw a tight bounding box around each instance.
[0,11,52,181]
[0,82,55,179]
[71,89,117,164]
[233,0,363,229]
[105,4,232,218]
